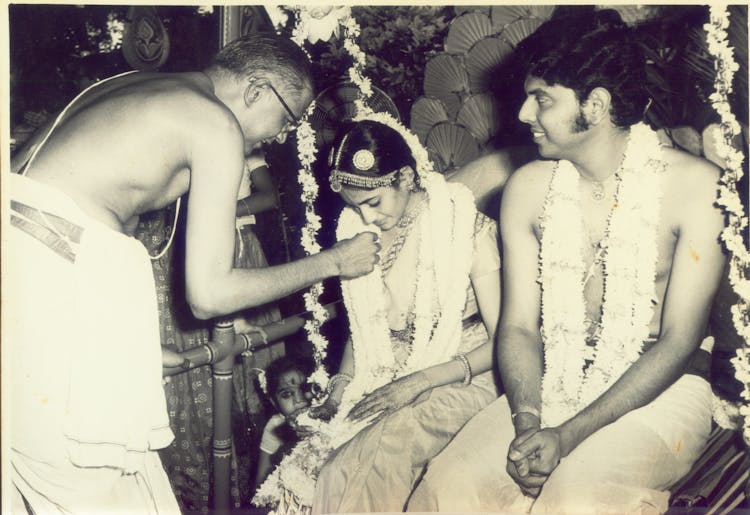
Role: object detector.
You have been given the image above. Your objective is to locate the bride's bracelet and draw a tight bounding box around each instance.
[327,373,353,394]
[452,353,472,387]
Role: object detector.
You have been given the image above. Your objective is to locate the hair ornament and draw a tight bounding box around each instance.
[330,168,399,193]
[352,149,375,171]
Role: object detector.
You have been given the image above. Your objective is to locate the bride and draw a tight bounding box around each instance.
[308,117,503,513]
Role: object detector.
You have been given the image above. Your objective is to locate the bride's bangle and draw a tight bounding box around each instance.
[452,353,472,387]
[327,373,353,394]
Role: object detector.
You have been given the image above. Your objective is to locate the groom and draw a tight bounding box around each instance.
[408,9,726,513]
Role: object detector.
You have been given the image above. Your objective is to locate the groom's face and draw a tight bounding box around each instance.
[518,76,590,160]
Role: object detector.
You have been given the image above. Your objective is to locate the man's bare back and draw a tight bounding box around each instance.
[18,71,231,234]
[12,32,380,319]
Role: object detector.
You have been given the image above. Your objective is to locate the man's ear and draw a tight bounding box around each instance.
[244,77,264,107]
[583,87,612,126]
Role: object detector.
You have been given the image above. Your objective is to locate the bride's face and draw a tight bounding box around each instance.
[339,179,411,231]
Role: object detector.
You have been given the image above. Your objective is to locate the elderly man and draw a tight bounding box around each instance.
[8,32,378,513]
[408,9,725,514]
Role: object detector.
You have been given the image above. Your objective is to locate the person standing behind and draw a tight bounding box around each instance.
[408,9,726,514]
[7,32,378,514]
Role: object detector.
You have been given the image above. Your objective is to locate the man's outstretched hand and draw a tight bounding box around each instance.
[331,232,380,279]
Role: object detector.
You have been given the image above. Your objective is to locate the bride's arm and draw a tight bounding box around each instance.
[347,220,502,420]
[422,215,502,387]
[328,337,355,404]
[421,268,501,388]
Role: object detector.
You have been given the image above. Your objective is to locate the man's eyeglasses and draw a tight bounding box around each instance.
[268,82,300,131]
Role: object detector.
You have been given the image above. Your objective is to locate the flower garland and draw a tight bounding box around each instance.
[294,102,333,388]
[539,122,665,427]
[704,6,750,445]
[269,6,374,390]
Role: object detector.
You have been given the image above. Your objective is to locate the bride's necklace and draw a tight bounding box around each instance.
[380,193,427,275]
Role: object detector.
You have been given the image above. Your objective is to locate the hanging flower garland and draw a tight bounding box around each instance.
[539,123,665,427]
[704,6,750,445]
[270,5,374,391]
[295,109,332,388]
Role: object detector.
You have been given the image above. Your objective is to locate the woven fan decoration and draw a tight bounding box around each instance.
[410,6,555,173]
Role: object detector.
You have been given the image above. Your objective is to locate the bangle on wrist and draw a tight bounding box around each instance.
[452,353,472,387]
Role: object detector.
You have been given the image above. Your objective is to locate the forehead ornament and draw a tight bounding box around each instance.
[352,149,375,171]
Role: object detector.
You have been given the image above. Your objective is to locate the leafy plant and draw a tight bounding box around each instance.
[306,7,452,124]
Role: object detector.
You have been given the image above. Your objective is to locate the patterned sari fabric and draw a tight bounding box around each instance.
[135,207,285,512]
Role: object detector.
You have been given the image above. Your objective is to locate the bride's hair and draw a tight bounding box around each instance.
[329,120,419,188]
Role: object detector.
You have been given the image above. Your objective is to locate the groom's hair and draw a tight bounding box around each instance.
[515,9,650,128]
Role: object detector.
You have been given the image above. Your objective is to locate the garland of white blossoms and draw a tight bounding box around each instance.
[539,122,665,428]
[268,6,373,389]
[704,5,750,444]
[295,109,332,387]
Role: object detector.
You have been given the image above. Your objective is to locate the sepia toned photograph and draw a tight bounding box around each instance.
[2,3,748,514]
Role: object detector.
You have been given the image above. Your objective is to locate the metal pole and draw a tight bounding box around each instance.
[212,319,235,513]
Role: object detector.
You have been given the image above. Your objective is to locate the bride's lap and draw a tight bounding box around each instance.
[313,377,496,514]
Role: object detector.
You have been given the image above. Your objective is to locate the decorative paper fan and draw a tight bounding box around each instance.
[307,82,399,146]
[410,97,450,144]
[500,17,545,48]
[445,12,495,55]
[490,5,555,32]
[466,37,514,93]
[453,6,491,18]
[425,121,481,173]
[424,53,469,117]
[456,94,499,145]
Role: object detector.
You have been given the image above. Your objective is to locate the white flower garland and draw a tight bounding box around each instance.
[704,6,750,445]
[539,123,665,427]
[268,6,375,390]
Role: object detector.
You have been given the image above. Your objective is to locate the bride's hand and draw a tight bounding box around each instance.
[308,396,340,422]
[347,371,432,421]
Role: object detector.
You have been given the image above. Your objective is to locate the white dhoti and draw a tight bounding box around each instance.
[7,173,179,513]
[408,374,712,514]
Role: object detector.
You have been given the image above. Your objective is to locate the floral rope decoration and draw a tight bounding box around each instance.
[539,123,665,427]
[272,5,377,390]
[296,107,332,387]
[340,14,373,98]
[705,6,750,444]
